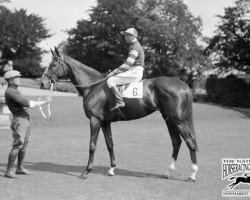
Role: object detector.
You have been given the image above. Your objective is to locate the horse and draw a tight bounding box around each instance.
[40,47,198,182]
[227,173,250,189]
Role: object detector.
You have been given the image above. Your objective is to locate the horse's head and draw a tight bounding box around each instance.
[40,47,68,89]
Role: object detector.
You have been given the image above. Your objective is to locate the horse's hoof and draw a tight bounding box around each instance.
[107,167,115,176]
[78,173,88,179]
[107,171,114,176]
[185,177,195,182]
[163,173,172,179]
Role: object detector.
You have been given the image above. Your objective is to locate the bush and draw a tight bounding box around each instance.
[13,58,44,78]
[206,75,250,108]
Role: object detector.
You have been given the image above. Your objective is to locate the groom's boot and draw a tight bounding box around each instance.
[16,149,32,175]
[4,147,19,178]
[110,86,125,111]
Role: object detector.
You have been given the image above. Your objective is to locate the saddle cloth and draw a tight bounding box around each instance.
[118,81,143,98]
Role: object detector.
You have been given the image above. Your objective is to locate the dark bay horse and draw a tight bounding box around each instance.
[41,47,198,182]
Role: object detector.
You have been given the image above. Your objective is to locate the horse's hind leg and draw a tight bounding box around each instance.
[228,183,235,189]
[175,122,198,182]
[164,120,182,179]
[101,122,116,176]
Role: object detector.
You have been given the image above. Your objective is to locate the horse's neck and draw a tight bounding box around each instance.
[64,56,103,86]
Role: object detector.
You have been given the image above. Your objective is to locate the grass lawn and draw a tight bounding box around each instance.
[0,97,249,200]
[21,78,41,89]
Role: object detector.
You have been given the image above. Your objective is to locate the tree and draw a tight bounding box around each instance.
[0,0,10,11]
[206,0,250,72]
[65,0,208,79]
[0,7,51,77]
[0,0,10,3]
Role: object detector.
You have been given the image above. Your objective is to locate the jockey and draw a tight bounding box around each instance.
[3,70,52,178]
[107,28,145,111]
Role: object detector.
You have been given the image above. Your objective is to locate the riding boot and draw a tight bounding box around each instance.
[4,147,19,178]
[110,86,125,111]
[16,149,32,175]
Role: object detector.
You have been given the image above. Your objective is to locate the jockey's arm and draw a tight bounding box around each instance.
[29,96,52,109]
[108,49,139,77]
[109,63,130,77]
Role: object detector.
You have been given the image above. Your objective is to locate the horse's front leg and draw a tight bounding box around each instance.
[101,122,116,176]
[79,116,100,179]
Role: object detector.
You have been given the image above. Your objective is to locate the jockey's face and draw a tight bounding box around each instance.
[124,34,134,43]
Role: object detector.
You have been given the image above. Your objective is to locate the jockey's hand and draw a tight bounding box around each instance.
[45,96,52,104]
[107,70,117,79]
[117,64,129,73]
[107,73,113,79]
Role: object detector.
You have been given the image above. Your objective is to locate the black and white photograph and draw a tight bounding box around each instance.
[0,0,250,199]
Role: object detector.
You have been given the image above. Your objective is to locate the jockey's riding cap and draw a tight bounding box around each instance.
[121,28,138,38]
[4,70,21,80]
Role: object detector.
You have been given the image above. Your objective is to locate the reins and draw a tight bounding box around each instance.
[40,52,108,119]
[38,83,53,119]
[49,55,108,89]
[74,77,108,88]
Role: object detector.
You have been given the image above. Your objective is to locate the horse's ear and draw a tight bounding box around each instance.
[50,48,57,57]
[54,46,62,58]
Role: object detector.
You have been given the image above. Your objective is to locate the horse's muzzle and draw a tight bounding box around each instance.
[40,76,52,89]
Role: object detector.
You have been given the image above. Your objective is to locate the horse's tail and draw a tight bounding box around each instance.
[182,86,198,152]
[229,176,236,180]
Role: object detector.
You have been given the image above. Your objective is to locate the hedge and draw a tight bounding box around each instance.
[205,75,250,108]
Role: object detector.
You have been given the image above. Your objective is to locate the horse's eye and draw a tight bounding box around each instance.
[51,61,58,67]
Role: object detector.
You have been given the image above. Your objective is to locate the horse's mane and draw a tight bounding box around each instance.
[65,56,104,77]
[64,55,106,88]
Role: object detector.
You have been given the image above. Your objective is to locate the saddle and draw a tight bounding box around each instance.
[117,81,143,98]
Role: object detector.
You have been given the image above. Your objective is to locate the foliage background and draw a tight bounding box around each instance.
[0,3,51,77]
[65,0,209,82]
[205,75,250,107]
[1,0,250,107]
[205,0,250,72]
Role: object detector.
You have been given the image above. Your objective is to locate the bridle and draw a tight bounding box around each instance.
[43,55,66,84]
[42,72,56,85]
[39,55,66,119]
[39,54,109,118]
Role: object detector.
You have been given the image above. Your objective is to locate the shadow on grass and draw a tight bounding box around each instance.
[0,162,185,181]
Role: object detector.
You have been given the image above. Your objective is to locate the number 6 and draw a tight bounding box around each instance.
[133,87,138,96]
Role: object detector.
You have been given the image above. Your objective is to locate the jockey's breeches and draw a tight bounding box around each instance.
[107,66,144,88]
